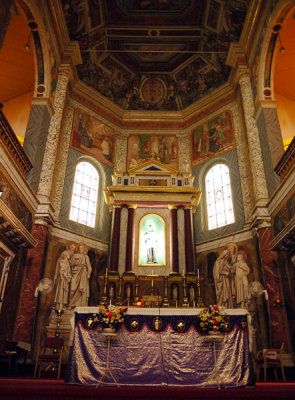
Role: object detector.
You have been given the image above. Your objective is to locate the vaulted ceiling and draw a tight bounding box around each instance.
[62,0,249,111]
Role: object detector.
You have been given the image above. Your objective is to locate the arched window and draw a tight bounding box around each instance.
[205,164,234,230]
[69,161,99,228]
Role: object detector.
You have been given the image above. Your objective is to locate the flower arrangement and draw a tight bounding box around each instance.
[198,305,230,334]
[94,304,127,330]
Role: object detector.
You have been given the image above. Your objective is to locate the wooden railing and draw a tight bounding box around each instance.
[0,105,32,177]
[275,136,295,181]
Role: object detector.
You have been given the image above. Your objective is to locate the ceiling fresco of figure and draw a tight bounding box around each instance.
[62,0,249,111]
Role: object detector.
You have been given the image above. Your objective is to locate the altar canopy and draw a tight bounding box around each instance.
[65,308,253,387]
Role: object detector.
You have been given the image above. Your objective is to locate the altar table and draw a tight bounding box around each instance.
[65,307,253,387]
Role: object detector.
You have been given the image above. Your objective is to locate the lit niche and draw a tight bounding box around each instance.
[138,214,166,267]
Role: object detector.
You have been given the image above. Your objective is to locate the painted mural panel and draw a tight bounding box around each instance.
[191,111,235,167]
[71,109,115,167]
[0,171,32,232]
[273,191,295,236]
[127,134,178,170]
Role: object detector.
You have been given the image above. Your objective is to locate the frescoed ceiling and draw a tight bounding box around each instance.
[62,0,249,111]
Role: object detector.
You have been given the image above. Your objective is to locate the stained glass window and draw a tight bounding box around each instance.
[69,161,98,228]
[205,164,234,230]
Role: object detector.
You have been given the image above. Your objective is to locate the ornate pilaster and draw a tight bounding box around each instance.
[51,107,74,222]
[238,69,269,207]
[177,133,191,173]
[109,206,122,272]
[14,221,48,348]
[231,103,254,225]
[114,134,128,172]
[37,67,71,205]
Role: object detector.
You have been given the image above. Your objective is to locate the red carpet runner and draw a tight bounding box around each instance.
[0,379,295,400]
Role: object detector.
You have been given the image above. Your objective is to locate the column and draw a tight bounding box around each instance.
[169,205,179,274]
[184,206,195,274]
[177,207,186,275]
[14,221,48,348]
[118,205,128,275]
[125,205,136,273]
[109,206,121,272]
[36,66,70,204]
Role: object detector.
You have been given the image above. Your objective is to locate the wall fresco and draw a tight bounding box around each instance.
[191,111,235,167]
[127,134,178,170]
[71,109,115,167]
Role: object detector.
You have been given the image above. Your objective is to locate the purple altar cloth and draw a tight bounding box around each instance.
[65,312,253,387]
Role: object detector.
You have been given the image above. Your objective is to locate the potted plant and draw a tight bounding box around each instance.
[94,304,127,333]
[198,305,229,335]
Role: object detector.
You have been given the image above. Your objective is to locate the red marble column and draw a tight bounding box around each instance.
[170,206,179,274]
[109,206,121,272]
[257,226,290,350]
[14,223,48,347]
[184,207,195,274]
[125,205,136,273]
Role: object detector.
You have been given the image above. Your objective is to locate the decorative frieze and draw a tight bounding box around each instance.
[178,134,191,173]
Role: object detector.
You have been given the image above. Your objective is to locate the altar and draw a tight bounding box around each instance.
[65,307,253,387]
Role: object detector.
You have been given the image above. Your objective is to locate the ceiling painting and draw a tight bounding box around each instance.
[62,0,249,111]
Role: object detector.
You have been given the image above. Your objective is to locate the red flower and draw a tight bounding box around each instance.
[214,320,218,325]
[213,306,219,311]
[213,327,218,332]
[108,312,113,318]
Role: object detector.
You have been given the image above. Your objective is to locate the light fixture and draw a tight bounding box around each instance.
[25,30,32,51]
[273,24,285,54]
[278,32,285,54]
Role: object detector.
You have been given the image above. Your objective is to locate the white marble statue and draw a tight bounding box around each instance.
[69,244,92,307]
[53,242,76,309]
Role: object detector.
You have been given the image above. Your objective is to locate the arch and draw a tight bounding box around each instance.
[69,161,99,228]
[205,163,234,230]
[258,1,295,148]
[0,0,52,144]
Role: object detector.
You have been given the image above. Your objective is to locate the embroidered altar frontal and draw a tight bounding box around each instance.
[65,309,253,387]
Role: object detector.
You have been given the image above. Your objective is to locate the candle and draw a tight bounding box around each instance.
[197,268,200,279]
[106,268,108,278]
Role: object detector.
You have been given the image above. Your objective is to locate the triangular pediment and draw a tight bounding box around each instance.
[128,159,179,175]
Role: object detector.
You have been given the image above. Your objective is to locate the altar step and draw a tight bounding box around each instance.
[0,379,295,400]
